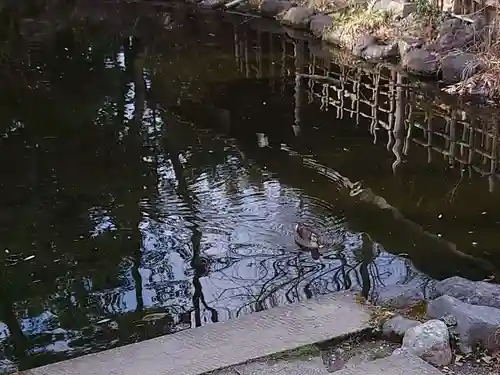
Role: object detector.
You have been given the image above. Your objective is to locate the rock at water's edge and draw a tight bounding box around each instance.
[280,7,314,30]
[401,48,439,76]
[383,315,421,341]
[362,42,399,60]
[260,0,294,18]
[441,52,483,83]
[375,284,426,309]
[427,295,500,354]
[309,14,333,39]
[398,36,423,58]
[400,319,452,366]
[430,276,500,309]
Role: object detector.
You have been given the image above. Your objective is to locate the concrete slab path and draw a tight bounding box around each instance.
[332,353,445,375]
[214,352,444,375]
[25,291,372,375]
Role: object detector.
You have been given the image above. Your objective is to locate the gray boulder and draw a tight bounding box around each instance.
[352,35,398,60]
[427,295,500,354]
[433,20,478,52]
[430,276,500,309]
[382,315,421,341]
[260,0,293,18]
[375,284,426,309]
[401,48,439,76]
[362,43,399,60]
[309,14,333,38]
[280,7,314,29]
[400,320,452,366]
[441,52,483,83]
[372,0,416,18]
[352,35,377,56]
[198,0,226,8]
[397,36,423,58]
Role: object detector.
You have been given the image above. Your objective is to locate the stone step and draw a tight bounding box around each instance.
[333,352,444,375]
[216,353,444,375]
[25,291,372,375]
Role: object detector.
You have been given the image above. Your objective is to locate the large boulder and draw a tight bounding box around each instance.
[280,7,314,29]
[372,0,416,18]
[309,14,333,38]
[427,295,500,354]
[430,276,500,309]
[382,315,421,341]
[352,35,398,60]
[198,0,226,9]
[397,36,423,58]
[260,0,294,18]
[374,284,426,309]
[441,52,483,83]
[432,18,485,52]
[362,43,399,60]
[400,320,453,366]
[401,48,439,76]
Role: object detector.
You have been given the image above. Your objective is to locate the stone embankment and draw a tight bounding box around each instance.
[376,276,500,366]
[12,277,500,375]
[196,0,497,99]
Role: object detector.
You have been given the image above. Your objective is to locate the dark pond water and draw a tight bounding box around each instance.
[1,2,500,371]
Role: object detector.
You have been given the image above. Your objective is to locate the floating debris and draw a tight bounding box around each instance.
[96,318,111,324]
[141,313,169,322]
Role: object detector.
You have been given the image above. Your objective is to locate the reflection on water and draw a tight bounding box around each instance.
[0,2,499,371]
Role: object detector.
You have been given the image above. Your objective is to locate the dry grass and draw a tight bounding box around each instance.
[443,15,500,99]
[299,0,368,14]
[326,5,395,48]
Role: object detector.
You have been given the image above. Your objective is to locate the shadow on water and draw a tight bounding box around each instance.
[0,1,500,370]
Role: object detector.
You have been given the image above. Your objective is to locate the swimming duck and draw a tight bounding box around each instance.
[294,223,324,250]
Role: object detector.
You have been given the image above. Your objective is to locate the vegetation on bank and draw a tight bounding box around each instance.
[250,0,500,100]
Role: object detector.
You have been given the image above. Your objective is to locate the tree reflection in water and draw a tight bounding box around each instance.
[0,3,435,371]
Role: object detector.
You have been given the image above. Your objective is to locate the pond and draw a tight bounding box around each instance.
[0,2,499,371]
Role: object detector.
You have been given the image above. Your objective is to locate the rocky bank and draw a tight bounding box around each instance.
[195,0,498,100]
[373,276,500,368]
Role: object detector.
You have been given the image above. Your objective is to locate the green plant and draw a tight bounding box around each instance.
[415,0,440,18]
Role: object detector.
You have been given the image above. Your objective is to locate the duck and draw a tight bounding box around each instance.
[294,223,324,250]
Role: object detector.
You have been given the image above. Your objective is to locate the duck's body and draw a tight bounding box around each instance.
[294,223,323,250]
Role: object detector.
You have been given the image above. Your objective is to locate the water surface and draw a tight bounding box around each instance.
[0,2,499,370]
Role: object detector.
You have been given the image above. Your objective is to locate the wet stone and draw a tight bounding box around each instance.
[427,295,500,354]
[382,315,421,341]
[401,48,439,76]
[352,36,398,60]
[260,0,294,18]
[398,36,423,58]
[441,52,483,83]
[280,7,315,29]
[198,0,226,8]
[430,276,500,309]
[352,35,378,57]
[362,43,399,60]
[374,284,426,308]
[309,14,333,38]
